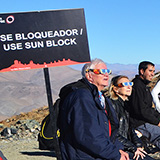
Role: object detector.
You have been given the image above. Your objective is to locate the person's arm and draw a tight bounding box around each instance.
[130,129,142,148]
[70,89,122,160]
[152,81,160,113]
[116,132,137,152]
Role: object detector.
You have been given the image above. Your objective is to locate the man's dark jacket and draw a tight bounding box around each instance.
[125,75,160,129]
[58,78,123,160]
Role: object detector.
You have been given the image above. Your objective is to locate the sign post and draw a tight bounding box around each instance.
[43,67,62,160]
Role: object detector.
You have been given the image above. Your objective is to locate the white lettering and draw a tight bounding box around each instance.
[47,31,54,38]
[35,32,42,39]
[59,30,65,37]
[46,40,53,47]
[27,32,34,39]
[3,43,23,51]
[70,38,77,45]
[25,42,31,49]
[21,33,28,40]
[25,41,44,49]
[14,29,79,41]
[41,31,48,39]
[46,38,77,47]
[0,34,13,42]
[65,29,72,36]
[15,33,22,40]
[73,29,79,36]
[80,28,83,35]
[53,31,60,37]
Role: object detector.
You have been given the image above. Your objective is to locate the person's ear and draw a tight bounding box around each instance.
[113,86,119,94]
[87,72,93,83]
[85,73,89,79]
[140,69,144,75]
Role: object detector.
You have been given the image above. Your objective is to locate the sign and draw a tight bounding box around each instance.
[0,8,90,72]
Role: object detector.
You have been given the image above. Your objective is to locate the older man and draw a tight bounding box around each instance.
[58,58,129,160]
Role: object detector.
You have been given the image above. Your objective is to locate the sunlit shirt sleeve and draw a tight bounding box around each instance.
[152,80,160,113]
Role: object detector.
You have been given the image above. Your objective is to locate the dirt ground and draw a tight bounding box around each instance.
[1,138,160,160]
[0,139,57,160]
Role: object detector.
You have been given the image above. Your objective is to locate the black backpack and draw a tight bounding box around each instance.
[38,98,62,160]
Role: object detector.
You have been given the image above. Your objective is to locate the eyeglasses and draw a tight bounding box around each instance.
[115,82,134,87]
[86,69,112,75]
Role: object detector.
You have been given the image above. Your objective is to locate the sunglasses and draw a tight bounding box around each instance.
[115,82,134,87]
[87,69,112,75]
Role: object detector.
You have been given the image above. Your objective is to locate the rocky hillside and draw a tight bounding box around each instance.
[0,106,48,128]
[0,105,49,140]
[0,105,59,160]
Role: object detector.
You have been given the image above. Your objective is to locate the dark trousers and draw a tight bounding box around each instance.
[137,123,160,149]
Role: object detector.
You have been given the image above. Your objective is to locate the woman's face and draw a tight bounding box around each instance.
[114,77,132,101]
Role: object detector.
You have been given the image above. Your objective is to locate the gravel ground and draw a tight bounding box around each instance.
[1,138,160,160]
[0,139,57,160]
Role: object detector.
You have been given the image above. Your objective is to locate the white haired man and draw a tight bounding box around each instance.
[58,58,129,160]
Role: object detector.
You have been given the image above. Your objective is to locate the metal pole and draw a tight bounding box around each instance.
[43,67,62,160]
[43,67,53,114]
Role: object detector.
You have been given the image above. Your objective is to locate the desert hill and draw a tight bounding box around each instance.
[0,106,49,132]
[0,66,82,121]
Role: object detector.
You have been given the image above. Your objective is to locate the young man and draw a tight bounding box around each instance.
[58,59,129,160]
[125,61,160,149]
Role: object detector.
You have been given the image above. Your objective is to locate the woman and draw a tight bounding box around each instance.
[108,75,154,160]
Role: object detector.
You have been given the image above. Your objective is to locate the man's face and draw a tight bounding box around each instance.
[140,64,155,81]
[88,63,109,91]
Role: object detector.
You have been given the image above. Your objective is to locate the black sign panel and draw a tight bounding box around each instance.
[0,8,90,72]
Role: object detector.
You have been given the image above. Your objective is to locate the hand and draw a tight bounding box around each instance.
[158,122,160,127]
[133,148,147,160]
[119,150,130,160]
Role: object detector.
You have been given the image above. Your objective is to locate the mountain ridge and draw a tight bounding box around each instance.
[0,66,81,120]
[0,63,160,120]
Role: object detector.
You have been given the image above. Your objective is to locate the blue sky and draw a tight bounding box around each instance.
[1,0,160,65]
